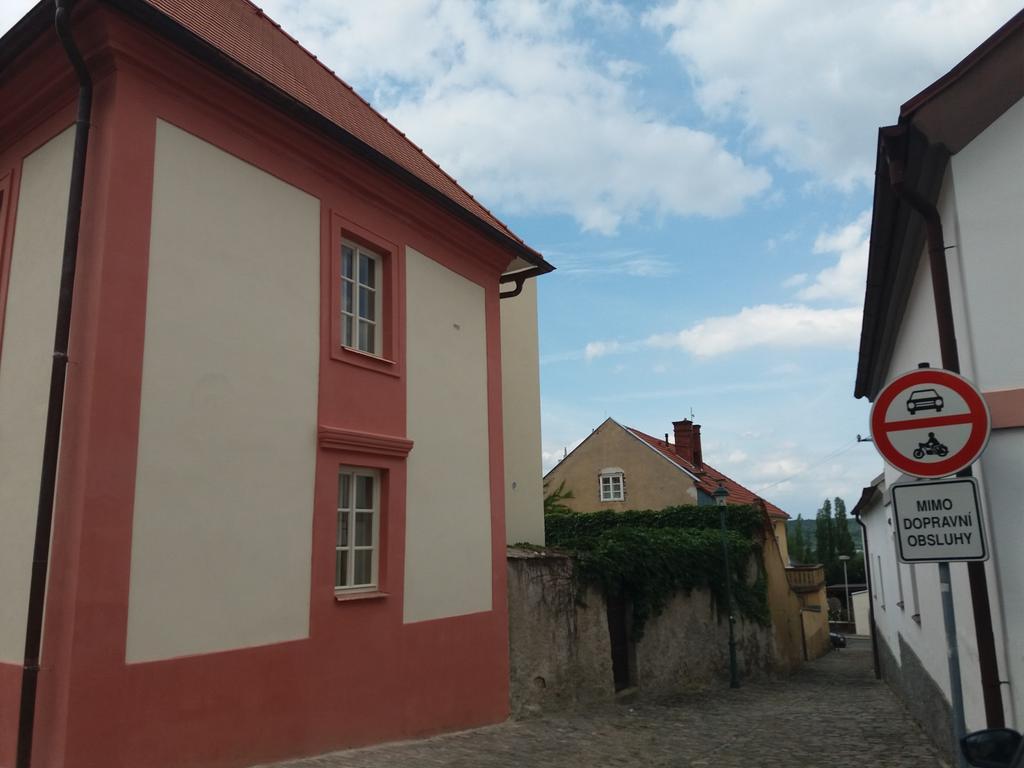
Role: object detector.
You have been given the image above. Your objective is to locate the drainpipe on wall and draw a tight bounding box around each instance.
[881,126,1005,729]
[16,2,92,766]
[499,266,545,299]
[853,506,881,680]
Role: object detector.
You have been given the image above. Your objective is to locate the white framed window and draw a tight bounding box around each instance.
[341,242,381,355]
[599,467,625,502]
[336,467,380,592]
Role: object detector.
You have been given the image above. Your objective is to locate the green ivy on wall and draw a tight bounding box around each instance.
[544,505,770,637]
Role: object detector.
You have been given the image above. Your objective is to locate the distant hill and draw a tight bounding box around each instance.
[786,518,864,553]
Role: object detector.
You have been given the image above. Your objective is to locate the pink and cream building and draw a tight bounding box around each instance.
[0,1,550,766]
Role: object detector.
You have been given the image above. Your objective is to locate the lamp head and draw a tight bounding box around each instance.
[713,481,729,507]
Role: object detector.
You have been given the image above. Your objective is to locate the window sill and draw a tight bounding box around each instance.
[334,589,388,603]
[331,345,400,378]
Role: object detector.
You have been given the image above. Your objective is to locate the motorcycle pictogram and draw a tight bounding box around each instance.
[913,432,950,459]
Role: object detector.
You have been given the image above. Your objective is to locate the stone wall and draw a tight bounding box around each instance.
[634,587,775,697]
[508,549,778,715]
[507,550,613,715]
[875,631,956,765]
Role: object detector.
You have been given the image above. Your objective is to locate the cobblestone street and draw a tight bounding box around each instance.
[265,638,947,768]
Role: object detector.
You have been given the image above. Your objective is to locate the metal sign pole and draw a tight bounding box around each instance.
[939,560,968,768]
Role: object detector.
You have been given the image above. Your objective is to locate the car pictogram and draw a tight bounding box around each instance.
[906,388,944,414]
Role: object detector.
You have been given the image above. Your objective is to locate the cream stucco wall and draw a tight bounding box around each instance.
[500,279,544,545]
[950,98,1024,727]
[543,419,698,513]
[951,97,1024,392]
[404,247,493,624]
[125,121,319,662]
[877,119,1024,726]
[0,128,74,663]
[772,520,790,565]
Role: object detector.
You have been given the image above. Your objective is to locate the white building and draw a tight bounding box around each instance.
[853,8,1024,760]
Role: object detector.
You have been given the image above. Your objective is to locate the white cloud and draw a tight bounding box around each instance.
[644,0,1021,188]
[584,339,629,360]
[645,304,861,358]
[257,0,771,234]
[782,274,806,290]
[798,212,871,303]
[783,273,808,288]
[582,303,861,361]
[725,449,748,464]
[750,457,809,480]
[549,247,677,277]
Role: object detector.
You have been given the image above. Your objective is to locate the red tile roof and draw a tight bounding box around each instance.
[626,426,790,519]
[140,0,545,265]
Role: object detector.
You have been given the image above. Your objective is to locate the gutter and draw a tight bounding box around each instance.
[16,2,92,765]
[880,125,1005,730]
[499,265,546,300]
[851,486,881,680]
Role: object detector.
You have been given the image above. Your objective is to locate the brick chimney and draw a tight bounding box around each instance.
[671,420,703,469]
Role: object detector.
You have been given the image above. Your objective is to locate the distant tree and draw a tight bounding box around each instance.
[815,498,836,572]
[833,496,856,557]
[543,480,575,515]
[791,514,808,563]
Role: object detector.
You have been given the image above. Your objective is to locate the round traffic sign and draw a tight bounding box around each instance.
[870,368,991,478]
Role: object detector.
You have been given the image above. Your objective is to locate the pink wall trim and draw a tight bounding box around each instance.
[1,8,515,767]
[317,425,414,457]
[984,388,1024,430]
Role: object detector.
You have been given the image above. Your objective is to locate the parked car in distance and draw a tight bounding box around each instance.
[906,388,944,414]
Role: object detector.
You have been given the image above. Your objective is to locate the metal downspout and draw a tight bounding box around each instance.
[881,127,1005,729]
[853,508,881,680]
[499,265,546,299]
[16,2,92,766]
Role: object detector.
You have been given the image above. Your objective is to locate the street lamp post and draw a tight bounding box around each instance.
[714,482,739,689]
[839,554,851,622]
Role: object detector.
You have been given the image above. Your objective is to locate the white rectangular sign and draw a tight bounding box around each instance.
[891,478,988,563]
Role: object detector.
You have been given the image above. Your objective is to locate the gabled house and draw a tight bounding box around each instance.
[545,418,831,665]
[854,8,1024,751]
[0,1,551,767]
[545,418,791,559]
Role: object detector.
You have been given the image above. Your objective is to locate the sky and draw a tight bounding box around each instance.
[2,0,1020,520]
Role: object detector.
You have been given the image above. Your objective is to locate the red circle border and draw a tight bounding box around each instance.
[870,369,991,478]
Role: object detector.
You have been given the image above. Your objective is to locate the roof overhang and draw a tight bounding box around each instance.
[850,474,885,518]
[855,126,947,400]
[0,0,555,278]
[854,8,1024,401]
[621,425,702,483]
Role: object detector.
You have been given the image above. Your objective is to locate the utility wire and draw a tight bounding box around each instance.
[753,439,860,493]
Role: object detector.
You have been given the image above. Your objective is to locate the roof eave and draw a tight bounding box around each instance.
[0,0,554,276]
[900,8,1024,129]
[851,482,883,518]
[854,126,948,400]
[621,425,702,483]
[856,11,1024,399]
[0,1,51,74]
